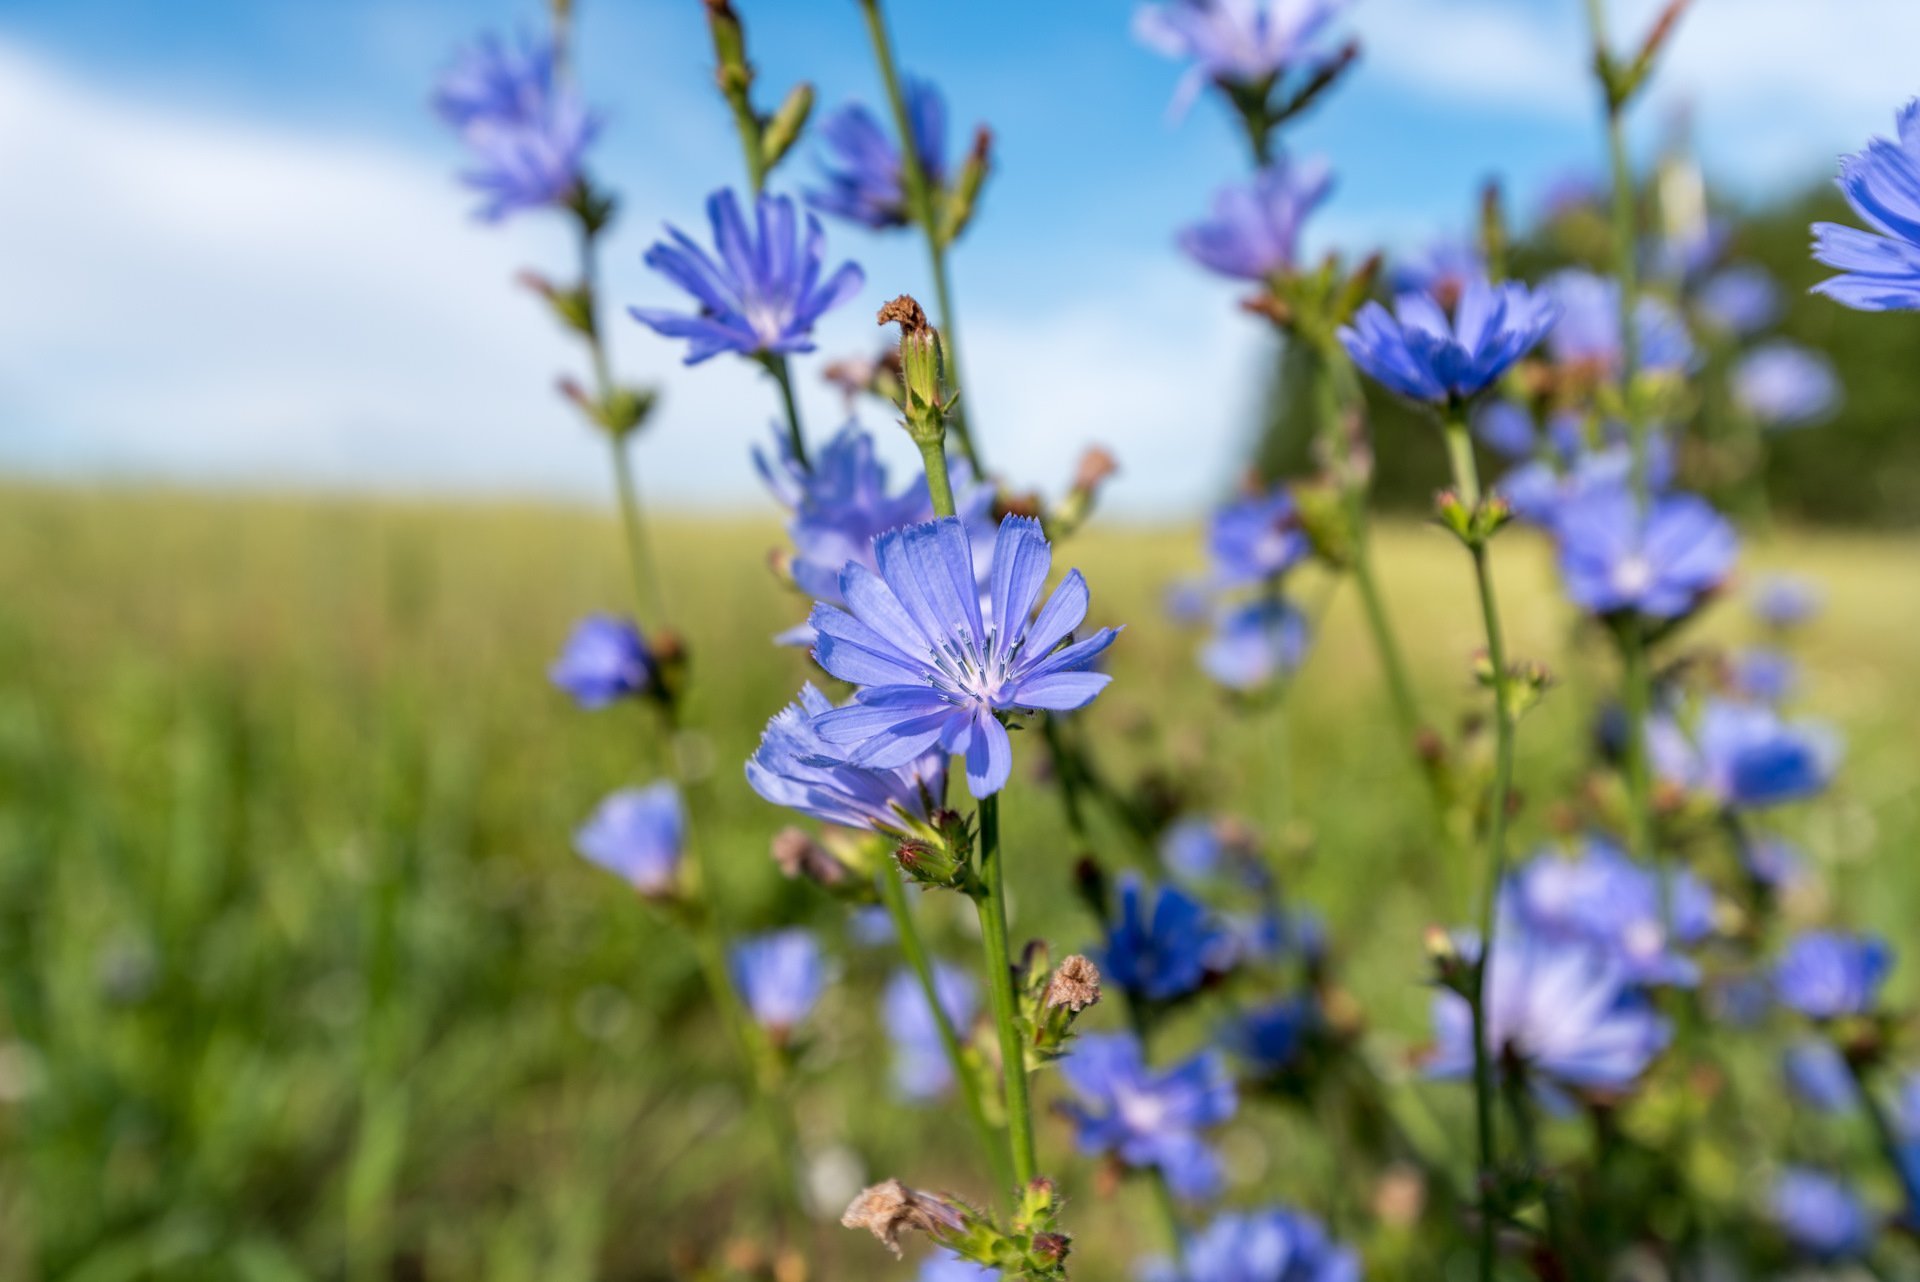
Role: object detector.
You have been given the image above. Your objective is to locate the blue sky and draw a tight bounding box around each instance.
[3,0,1915,513]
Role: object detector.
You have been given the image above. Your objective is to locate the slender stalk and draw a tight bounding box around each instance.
[875,866,1015,1197]
[1442,413,1518,1282]
[1503,1078,1576,1276]
[1843,1055,1917,1222]
[974,794,1038,1186]
[1147,1167,1189,1279]
[916,435,957,519]
[767,355,811,473]
[608,438,667,626]
[1619,624,1660,909]
[855,0,986,475]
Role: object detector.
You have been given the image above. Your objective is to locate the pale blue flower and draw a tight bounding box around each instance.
[1339,277,1558,404]
[1200,598,1311,692]
[550,615,653,708]
[1812,100,1920,311]
[1733,342,1840,429]
[731,929,827,1034]
[432,30,599,221]
[1545,270,1695,376]
[809,77,949,231]
[1649,699,1840,810]
[1141,1207,1360,1282]
[573,782,683,897]
[1554,482,1737,619]
[1774,931,1892,1020]
[747,683,947,835]
[883,964,977,1101]
[1769,1167,1875,1258]
[1180,158,1334,282]
[1134,0,1353,115]
[1060,1033,1236,1198]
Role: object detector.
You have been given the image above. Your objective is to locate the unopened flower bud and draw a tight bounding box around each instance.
[760,81,814,169]
[939,126,994,246]
[1031,1232,1071,1266]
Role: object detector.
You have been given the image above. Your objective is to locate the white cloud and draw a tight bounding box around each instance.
[0,36,1265,514]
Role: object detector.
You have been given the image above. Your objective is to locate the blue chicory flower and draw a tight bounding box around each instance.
[809,515,1121,797]
[1140,1207,1361,1282]
[1696,264,1780,336]
[1744,833,1809,892]
[1428,922,1671,1103]
[1782,1039,1858,1112]
[1208,484,1311,586]
[1059,1032,1237,1199]
[883,963,977,1101]
[1752,573,1821,629]
[730,928,828,1035]
[1769,1167,1875,1258]
[1812,100,1920,311]
[1650,217,1732,287]
[1774,931,1893,1020]
[808,76,948,230]
[1544,269,1695,376]
[1553,482,1738,619]
[1179,158,1334,282]
[1101,873,1234,1003]
[1228,995,1317,1077]
[1164,578,1214,626]
[432,30,599,221]
[920,1251,999,1282]
[1134,0,1353,116]
[1733,342,1840,429]
[1391,237,1487,308]
[1339,277,1558,404]
[1730,647,1798,704]
[572,781,684,897]
[1649,698,1840,810]
[1200,597,1312,692]
[632,189,865,364]
[1475,401,1540,460]
[550,614,653,708]
[747,683,948,835]
[1498,433,1678,531]
[1160,815,1263,885]
[1507,836,1714,987]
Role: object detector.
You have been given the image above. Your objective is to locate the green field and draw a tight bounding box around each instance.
[4,484,1917,1281]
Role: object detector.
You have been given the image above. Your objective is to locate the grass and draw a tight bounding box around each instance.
[2,481,1917,1281]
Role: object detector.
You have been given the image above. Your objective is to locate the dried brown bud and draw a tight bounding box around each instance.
[840,1180,966,1258]
[1044,955,1102,1013]
[996,491,1043,520]
[555,376,592,411]
[877,294,930,335]
[649,628,687,667]
[517,270,557,299]
[770,826,852,888]
[1073,446,1119,494]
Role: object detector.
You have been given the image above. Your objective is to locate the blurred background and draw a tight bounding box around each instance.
[4,2,1920,1280]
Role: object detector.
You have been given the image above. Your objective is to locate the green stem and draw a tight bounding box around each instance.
[1583,0,1647,504]
[608,436,667,627]
[1147,1167,1188,1279]
[1844,1055,1916,1222]
[974,794,1038,1187]
[1619,624,1660,893]
[855,0,986,476]
[916,434,957,519]
[1443,414,1517,1282]
[875,866,1016,1199]
[1503,1078,1576,1277]
[768,356,810,473]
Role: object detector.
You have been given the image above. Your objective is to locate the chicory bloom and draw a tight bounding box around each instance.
[810,515,1121,797]
[1651,217,1732,287]
[1141,1208,1360,1282]
[1391,237,1487,309]
[920,1252,999,1282]
[1160,815,1262,885]
[1208,484,1310,585]
[1059,1033,1236,1199]
[573,782,684,897]
[1697,264,1780,336]
[432,31,598,221]
[1339,277,1558,404]
[1179,158,1334,282]
[1782,1039,1858,1112]
[1200,598,1311,692]
[1507,836,1713,987]
[1649,698,1839,810]
[1134,0,1353,114]
[1553,483,1737,619]
[1769,1167,1875,1258]
[747,684,947,835]
[1812,100,1920,311]
[883,964,977,1101]
[1498,434,1677,530]
[632,189,864,364]
[1733,342,1840,429]
[1545,270,1695,376]
[1730,647,1798,704]
[1229,995,1316,1077]
[550,615,653,708]
[1774,931,1892,1020]
[1475,401,1540,459]
[1428,923,1670,1102]
[1753,574,1821,629]
[809,77,948,230]
[1101,874,1233,1003]
[730,929,827,1035]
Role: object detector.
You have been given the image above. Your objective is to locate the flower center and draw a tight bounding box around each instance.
[1611,553,1655,600]
[1114,1079,1170,1135]
[926,628,1018,708]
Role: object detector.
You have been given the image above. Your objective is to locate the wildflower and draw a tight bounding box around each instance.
[1391,237,1487,311]
[1648,698,1839,810]
[747,684,947,836]
[809,77,947,230]
[1812,100,1920,311]
[1729,647,1797,704]
[631,189,864,364]
[1782,1039,1857,1112]
[1774,931,1892,1020]
[1059,1033,1236,1198]
[1752,573,1821,629]
[1544,269,1695,376]
[1498,434,1677,530]
[1744,833,1809,891]
[1651,217,1732,287]
[1208,484,1311,586]
[1768,1167,1875,1258]
[432,31,598,221]
[1140,1207,1360,1282]
[1101,874,1233,1003]
[1475,401,1539,460]
[730,929,827,1036]
[1178,158,1334,283]
[1134,0,1353,115]
[1200,597,1311,692]
[809,515,1120,797]
[572,782,683,897]
[1733,342,1840,429]
[920,1251,999,1282]
[1696,264,1780,336]
[1507,836,1713,987]
[1553,482,1736,619]
[883,964,977,1101]
[1228,995,1316,1077]
[1338,277,1558,404]
[1160,815,1262,885]
[1428,922,1670,1103]
[549,615,653,708]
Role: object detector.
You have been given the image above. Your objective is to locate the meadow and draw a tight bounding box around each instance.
[5,483,1917,1281]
